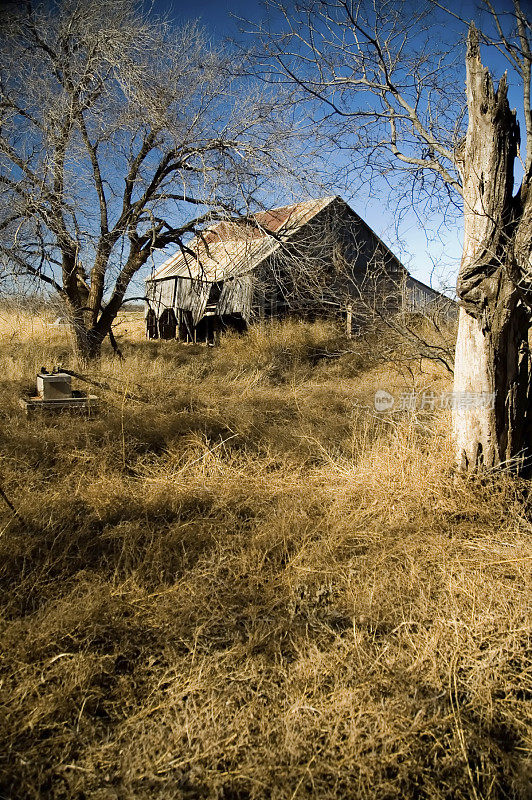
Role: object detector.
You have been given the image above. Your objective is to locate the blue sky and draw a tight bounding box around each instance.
[153,0,268,33]
[142,0,525,294]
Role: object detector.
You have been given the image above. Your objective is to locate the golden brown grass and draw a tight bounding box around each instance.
[0,310,530,799]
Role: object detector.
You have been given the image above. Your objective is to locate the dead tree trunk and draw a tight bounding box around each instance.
[453,25,532,473]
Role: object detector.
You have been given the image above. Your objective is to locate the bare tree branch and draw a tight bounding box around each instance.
[0,0,304,362]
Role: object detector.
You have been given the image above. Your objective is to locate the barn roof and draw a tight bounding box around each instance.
[148,196,337,283]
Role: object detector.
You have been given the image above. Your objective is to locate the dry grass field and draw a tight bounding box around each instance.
[0,305,530,800]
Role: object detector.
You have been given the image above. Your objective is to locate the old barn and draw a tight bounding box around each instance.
[145,196,445,342]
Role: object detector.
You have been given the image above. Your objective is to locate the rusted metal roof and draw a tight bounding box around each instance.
[148,196,337,283]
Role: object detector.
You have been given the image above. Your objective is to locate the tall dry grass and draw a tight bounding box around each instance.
[0,310,530,799]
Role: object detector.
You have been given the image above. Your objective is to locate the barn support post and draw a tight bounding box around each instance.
[213,317,221,346]
[346,303,353,339]
[270,287,277,319]
[258,288,266,321]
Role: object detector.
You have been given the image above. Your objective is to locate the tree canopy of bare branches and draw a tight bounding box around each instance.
[254,0,470,216]
[0,0,299,360]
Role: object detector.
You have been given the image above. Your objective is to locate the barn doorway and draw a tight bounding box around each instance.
[146,309,158,339]
[159,308,177,340]
[220,313,247,334]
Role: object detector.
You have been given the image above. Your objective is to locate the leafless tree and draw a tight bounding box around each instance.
[0,0,300,363]
[255,0,532,473]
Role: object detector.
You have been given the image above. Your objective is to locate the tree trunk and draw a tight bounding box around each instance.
[453,298,530,471]
[66,280,123,365]
[453,25,532,473]
[67,303,104,366]
[71,324,104,366]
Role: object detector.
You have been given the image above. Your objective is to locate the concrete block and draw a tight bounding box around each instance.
[37,372,72,400]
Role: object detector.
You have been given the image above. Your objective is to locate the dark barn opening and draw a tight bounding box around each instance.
[219,313,247,334]
[146,308,158,339]
[159,308,177,340]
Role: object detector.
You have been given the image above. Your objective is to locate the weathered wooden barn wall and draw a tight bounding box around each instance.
[251,197,408,323]
[218,276,254,319]
[147,273,254,326]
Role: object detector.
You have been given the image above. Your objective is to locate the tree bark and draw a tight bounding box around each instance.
[453,25,531,473]
[71,323,105,366]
